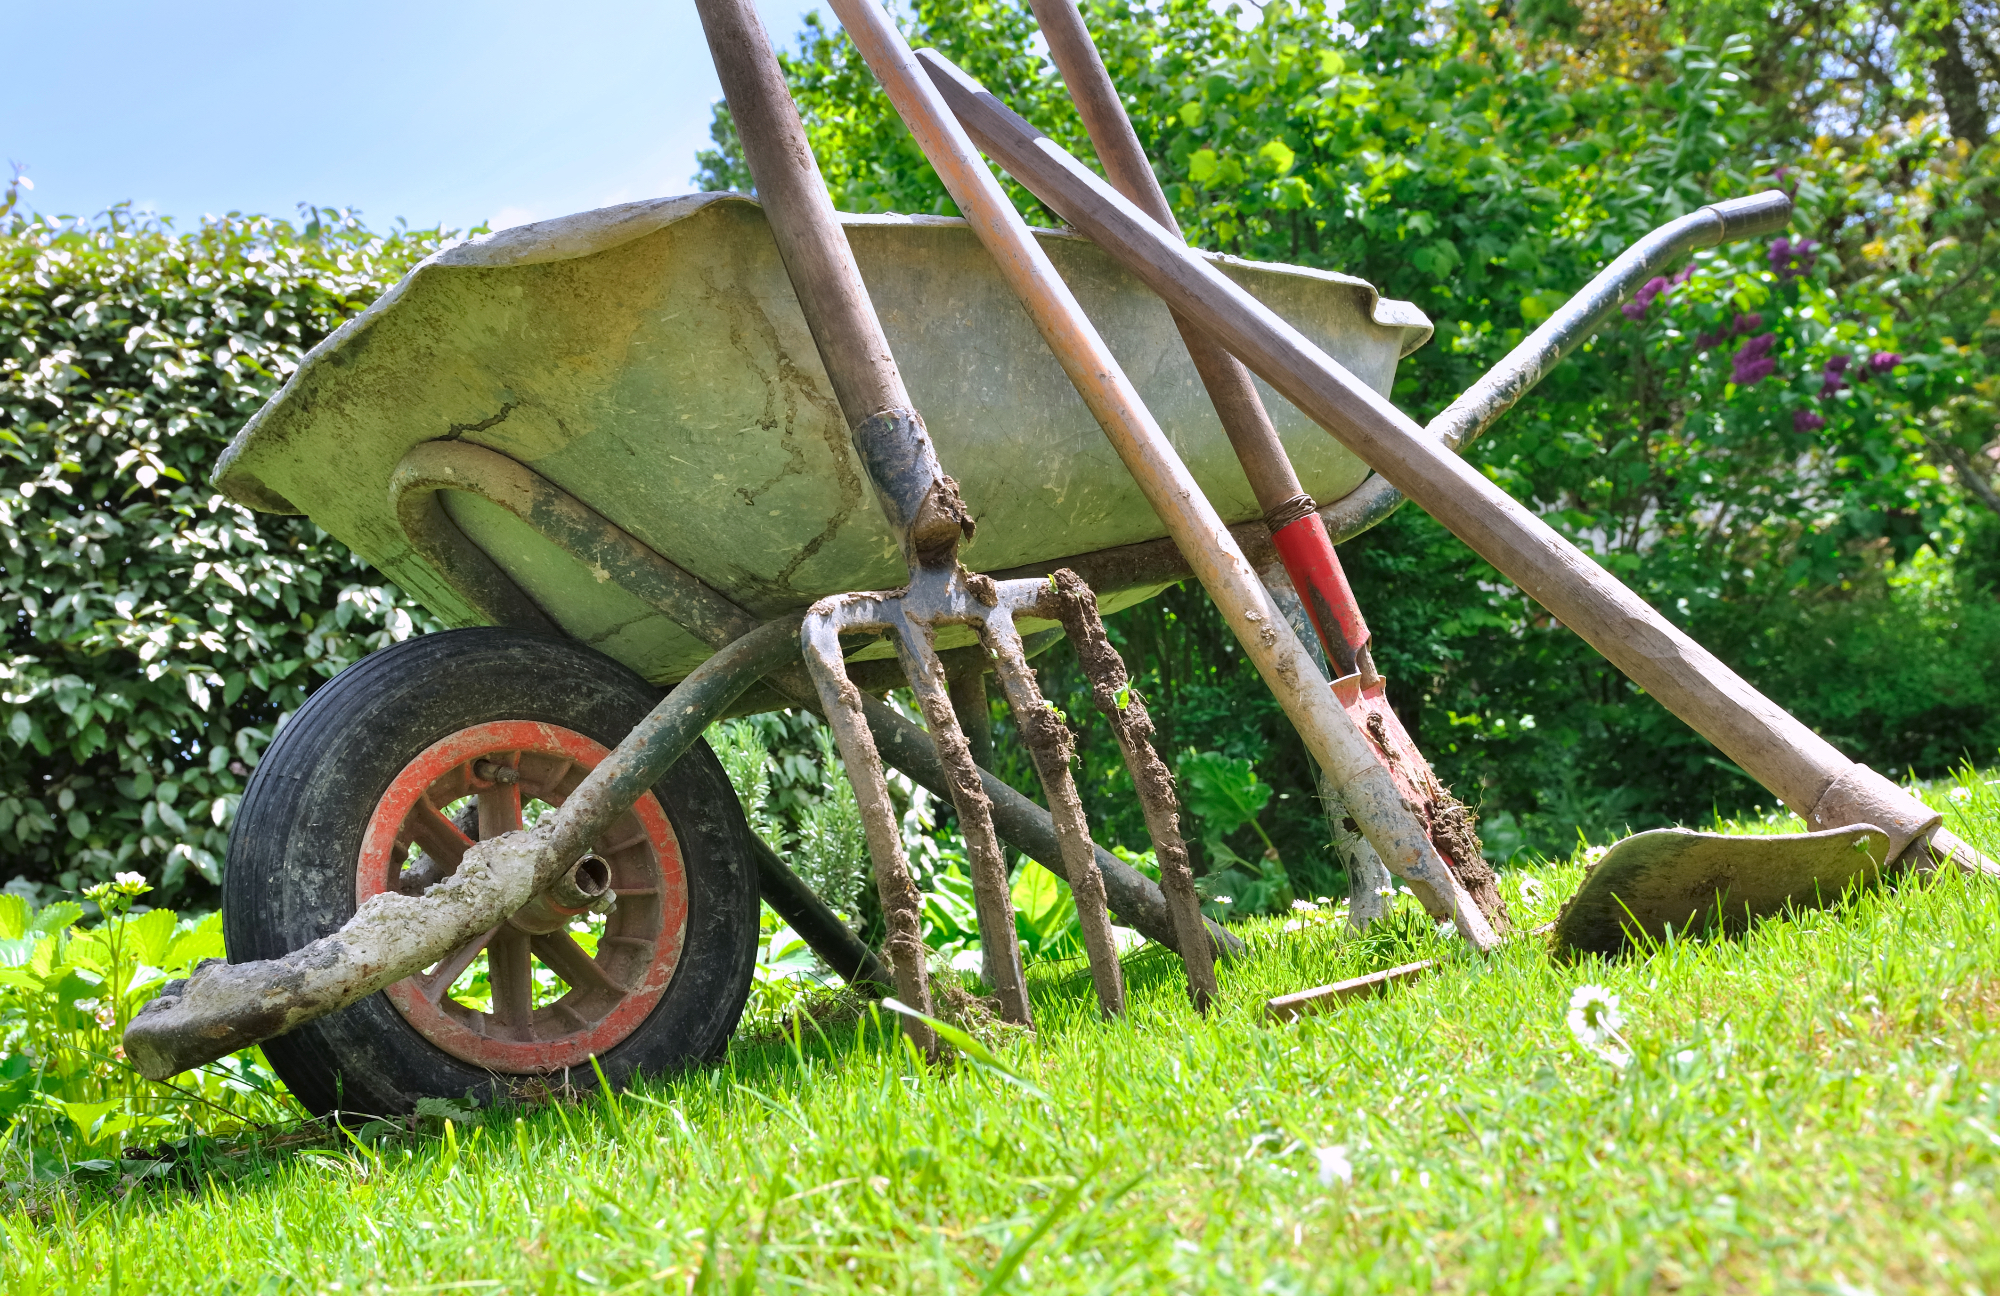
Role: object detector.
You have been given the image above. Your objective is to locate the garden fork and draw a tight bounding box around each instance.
[700,0,1200,1049]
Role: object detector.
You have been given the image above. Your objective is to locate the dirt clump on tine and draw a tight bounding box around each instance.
[1362,710,1508,932]
[1428,791,1502,918]
[1049,568,1220,1010]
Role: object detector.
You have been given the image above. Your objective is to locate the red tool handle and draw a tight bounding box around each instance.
[1270,513,1371,678]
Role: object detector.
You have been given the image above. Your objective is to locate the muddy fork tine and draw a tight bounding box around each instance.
[894,613,1033,1027]
[1047,569,1219,1011]
[981,594,1126,1020]
[801,603,940,1059]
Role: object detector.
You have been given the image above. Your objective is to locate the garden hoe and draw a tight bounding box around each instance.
[903,28,1997,957]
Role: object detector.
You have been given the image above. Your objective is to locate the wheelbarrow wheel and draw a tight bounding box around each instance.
[222,626,760,1118]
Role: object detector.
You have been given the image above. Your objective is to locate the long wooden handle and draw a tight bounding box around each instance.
[918,51,1962,865]
[696,0,972,563]
[1027,0,1372,673]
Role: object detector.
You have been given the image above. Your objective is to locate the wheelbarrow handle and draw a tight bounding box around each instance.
[918,50,1977,872]
[1321,193,1795,541]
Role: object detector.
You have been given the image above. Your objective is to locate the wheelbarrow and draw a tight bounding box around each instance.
[125,0,1994,1108]
[122,175,1431,1111]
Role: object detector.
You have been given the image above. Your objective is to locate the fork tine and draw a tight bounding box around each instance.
[1047,569,1219,1011]
[801,604,939,1059]
[982,608,1127,1019]
[895,621,1034,1028]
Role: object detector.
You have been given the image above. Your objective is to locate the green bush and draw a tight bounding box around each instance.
[0,876,297,1176]
[0,195,450,902]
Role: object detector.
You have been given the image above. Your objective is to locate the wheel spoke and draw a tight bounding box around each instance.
[530,931,623,998]
[487,928,534,1032]
[403,800,473,876]
[478,779,523,839]
[415,927,498,1003]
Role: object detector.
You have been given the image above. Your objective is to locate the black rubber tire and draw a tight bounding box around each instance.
[223,627,759,1118]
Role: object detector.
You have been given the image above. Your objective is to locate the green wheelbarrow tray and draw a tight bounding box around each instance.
[212,192,1431,687]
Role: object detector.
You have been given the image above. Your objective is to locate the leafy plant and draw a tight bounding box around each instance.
[1177,750,1292,915]
[0,201,453,902]
[0,884,295,1177]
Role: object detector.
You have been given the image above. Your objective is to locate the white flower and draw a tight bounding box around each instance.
[1314,1145,1352,1186]
[1374,885,1396,898]
[1291,899,1318,912]
[1212,896,1233,905]
[1948,786,1972,804]
[114,871,145,888]
[1518,876,1548,905]
[1566,983,1632,1069]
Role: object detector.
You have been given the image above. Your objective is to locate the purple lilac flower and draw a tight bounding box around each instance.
[1768,237,1818,281]
[1869,351,1901,372]
[1621,275,1671,320]
[1732,333,1778,386]
[1733,311,1763,335]
[1793,409,1826,433]
[1696,330,1726,349]
[1820,353,1850,397]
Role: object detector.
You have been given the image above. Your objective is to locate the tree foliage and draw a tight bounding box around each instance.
[0,196,446,900]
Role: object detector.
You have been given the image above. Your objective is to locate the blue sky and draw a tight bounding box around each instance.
[4,0,832,234]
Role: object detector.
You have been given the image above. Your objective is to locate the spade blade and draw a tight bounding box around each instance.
[1553,824,1890,956]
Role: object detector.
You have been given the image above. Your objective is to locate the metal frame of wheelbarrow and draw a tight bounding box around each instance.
[123,0,1996,1082]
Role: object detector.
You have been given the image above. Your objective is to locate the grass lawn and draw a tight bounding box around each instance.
[8,777,1999,1294]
